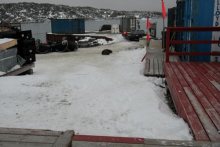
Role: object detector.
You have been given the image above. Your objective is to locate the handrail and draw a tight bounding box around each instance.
[165,27,220,62]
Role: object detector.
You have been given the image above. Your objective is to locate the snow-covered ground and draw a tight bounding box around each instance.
[0,34,192,140]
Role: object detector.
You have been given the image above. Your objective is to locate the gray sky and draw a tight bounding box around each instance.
[0,0,176,11]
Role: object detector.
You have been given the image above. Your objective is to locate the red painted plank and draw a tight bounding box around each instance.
[190,62,220,102]
[164,63,210,141]
[203,62,220,78]
[73,135,145,144]
[169,52,220,56]
[199,63,220,84]
[208,62,220,72]
[170,62,220,141]
[175,62,220,136]
[170,40,220,44]
[184,62,220,114]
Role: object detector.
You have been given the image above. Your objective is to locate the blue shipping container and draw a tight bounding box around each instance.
[190,0,215,62]
[51,19,85,34]
[183,0,192,61]
[175,0,185,53]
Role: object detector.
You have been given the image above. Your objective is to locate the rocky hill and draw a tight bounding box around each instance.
[0,2,162,23]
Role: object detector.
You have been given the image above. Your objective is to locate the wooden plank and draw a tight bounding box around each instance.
[184,87,220,141]
[0,39,17,50]
[176,62,220,130]
[149,58,154,75]
[0,134,57,143]
[158,58,164,75]
[153,59,159,75]
[0,127,62,136]
[73,135,145,144]
[210,81,220,91]
[203,62,220,77]
[53,130,74,147]
[208,62,220,72]
[0,63,35,77]
[144,139,220,146]
[190,62,220,102]
[183,63,220,114]
[198,62,220,84]
[0,28,10,32]
[164,63,209,141]
[144,58,150,76]
[72,139,220,147]
[0,142,52,147]
[171,62,220,141]
[73,141,145,147]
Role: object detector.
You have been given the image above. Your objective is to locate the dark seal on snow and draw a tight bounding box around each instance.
[102,49,112,55]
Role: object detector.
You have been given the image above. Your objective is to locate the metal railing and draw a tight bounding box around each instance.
[165,27,220,62]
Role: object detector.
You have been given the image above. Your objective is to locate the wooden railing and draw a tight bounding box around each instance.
[165,27,220,62]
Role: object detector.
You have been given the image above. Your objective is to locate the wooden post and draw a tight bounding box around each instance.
[166,28,170,62]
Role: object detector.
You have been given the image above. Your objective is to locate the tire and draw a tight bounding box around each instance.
[55,41,68,52]
[67,41,78,51]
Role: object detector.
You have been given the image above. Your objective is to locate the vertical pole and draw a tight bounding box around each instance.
[146,16,149,54]
[163,19,165,50]
[166,28,170,62]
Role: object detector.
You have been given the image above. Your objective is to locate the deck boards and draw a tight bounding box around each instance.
[144,58,164,77]
[144,58,177,77]
[165,62,220,142]
[175,62,220,132]
[0,128,74,147]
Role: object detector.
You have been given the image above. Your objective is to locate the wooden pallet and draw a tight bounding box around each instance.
[0,28,10,32]
[164,62,220,141]
[0,39,17,50]
[0,127,74,147]
[72,135,220,147]
[144,58,177,77]
[144,58,164,77]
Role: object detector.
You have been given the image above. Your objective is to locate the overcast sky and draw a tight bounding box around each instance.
[0,0,176,11]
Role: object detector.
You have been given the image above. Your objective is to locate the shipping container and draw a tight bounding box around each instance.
[51,19,85,34]
[175,0,185,53]
[120,18,137,33]
[190,0,215,62]
[171,0,220,62]
[168,7,176,27]
[182,0,192,61]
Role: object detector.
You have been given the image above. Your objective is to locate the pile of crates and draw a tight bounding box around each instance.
[16,31,36,65]
[0,28,36,65]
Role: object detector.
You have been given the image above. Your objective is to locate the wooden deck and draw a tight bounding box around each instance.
[0,127,74,147]
[72,135,220,147]
[164,62,220,142]
[0,128,219,147]
[144,58,178,78]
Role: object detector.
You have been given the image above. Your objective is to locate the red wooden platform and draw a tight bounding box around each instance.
[164,27,220,142]
[164,62,220,141]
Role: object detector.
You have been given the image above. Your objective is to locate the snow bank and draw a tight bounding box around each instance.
[0,35,192,140]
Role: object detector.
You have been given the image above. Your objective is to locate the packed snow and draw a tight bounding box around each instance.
[0,34,192,140]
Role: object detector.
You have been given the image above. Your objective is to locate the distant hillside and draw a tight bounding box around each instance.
[0,2,162,23]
